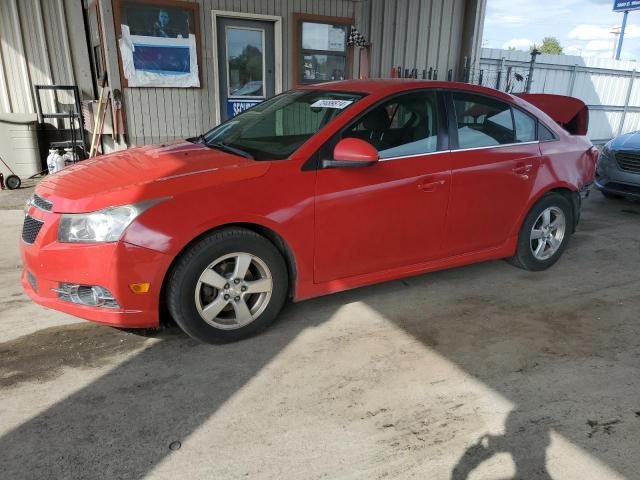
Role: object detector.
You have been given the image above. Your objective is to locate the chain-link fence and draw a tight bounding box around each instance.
[383,59,533,94]
[382,48,640,143]
[464,66,530,94]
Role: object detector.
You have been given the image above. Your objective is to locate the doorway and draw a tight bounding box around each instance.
[216,17,276,122]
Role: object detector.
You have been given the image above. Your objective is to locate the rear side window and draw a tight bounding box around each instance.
[452,92,515,148]
[513,108,536,142]
[343,91,440,159]
[538,122,557,141]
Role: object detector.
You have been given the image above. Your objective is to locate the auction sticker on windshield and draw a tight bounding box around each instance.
[310,99,353,109]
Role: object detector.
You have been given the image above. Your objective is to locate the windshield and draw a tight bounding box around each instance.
[199,89,366,160]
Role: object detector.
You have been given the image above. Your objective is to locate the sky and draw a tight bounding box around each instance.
[482,0,640,60]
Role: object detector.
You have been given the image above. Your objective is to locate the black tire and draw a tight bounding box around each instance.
[508,192,573,271]
[166,227,288,343]
[601,191,622,200]
[5,175,21,190]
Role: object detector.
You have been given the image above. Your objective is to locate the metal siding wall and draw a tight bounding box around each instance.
[0,0,483,146]
[0,0,87,116]
[0,0,33,113]
[113,0,480,145]
[123,0,356,146]
[368,0,384,78]
[367,0,468,80]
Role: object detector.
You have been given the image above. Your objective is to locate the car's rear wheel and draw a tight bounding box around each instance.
[508,192,573,271]
[166,227,288,343]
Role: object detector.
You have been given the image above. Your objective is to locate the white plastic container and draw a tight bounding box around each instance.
[62,147,76,166]
[55,151,66,172]
[47,150,65,174]
[46,149,58,175]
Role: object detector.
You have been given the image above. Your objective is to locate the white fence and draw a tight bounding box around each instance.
[477,48,640,144]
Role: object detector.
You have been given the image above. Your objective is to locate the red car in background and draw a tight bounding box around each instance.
[21,81,597,343]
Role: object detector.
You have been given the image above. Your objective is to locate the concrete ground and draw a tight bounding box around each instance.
[1,185,640,480]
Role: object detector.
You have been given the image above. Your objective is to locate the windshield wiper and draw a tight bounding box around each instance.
[187,133,206,144]
[206,141,254,160]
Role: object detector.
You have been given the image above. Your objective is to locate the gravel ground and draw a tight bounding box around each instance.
[1,187,640,480]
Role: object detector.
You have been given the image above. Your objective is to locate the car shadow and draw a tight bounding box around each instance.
[0,303,324,479]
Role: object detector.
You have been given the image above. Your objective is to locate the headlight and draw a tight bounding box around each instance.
[57,199,165,243]
[598,145,612,164]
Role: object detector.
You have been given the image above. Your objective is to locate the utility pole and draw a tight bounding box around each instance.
[611,27,621,59]
[616,10,629,60]
[525,48,540,93]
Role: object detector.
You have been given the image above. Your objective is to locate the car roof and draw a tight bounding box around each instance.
[301,79,517,102]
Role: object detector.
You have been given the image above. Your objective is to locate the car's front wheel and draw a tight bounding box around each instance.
[166,228,288,343]
[508,192,573,271]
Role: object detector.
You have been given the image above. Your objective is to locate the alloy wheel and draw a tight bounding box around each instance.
[194,252,273,329]
[529,206,566,261]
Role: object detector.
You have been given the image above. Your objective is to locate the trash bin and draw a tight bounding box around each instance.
[0,113,42,179]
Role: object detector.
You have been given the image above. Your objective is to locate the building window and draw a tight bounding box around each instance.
[294,14,352,85]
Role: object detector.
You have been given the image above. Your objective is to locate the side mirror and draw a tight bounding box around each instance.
[322,138,379,169]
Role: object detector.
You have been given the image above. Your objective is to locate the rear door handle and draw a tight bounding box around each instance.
[418,179,445,192]
[513,164,533,179]
[513,164,533,174]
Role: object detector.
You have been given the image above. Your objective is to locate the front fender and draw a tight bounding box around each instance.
[120,165,316,297]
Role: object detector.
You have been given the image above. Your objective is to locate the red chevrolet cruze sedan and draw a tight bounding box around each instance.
[21,81,597,343]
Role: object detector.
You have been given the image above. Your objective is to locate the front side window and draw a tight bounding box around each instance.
[343,91,440,159]
[201,90,365,160]
[452,92,516,149]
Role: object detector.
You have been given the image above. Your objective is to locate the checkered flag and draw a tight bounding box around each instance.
[348,26,366,48]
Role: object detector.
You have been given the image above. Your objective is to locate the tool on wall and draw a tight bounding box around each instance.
[112,88,125,144]
[91,90,111,158]
[89,73,108,158]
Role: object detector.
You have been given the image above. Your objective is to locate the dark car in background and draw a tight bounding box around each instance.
[596,133,640,201]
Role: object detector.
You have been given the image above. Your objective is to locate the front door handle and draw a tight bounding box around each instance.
[418,179,445,192]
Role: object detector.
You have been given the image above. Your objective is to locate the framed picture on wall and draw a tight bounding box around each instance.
[113,0,202,88]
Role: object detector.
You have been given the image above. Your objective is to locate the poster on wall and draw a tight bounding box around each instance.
[115,0,201,88]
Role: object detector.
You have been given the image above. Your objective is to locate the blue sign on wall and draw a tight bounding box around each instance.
[226,98,262,118]
[614,0,640,12]
[133,45,190,75]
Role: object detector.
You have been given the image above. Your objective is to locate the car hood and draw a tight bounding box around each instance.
[36,141,270,213]
[609,132,640,151]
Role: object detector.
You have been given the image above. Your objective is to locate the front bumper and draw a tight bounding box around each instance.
[20,206,173,328]
[595,177,640,200]
[596,151,640,200]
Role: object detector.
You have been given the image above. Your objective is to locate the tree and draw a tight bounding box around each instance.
[536,37,563,55]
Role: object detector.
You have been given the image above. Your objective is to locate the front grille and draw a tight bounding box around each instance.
[32,194,53,211]
[615,151,640,174]
[22,216,44,244]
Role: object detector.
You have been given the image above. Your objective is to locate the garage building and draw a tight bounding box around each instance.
[0,0,486,153]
